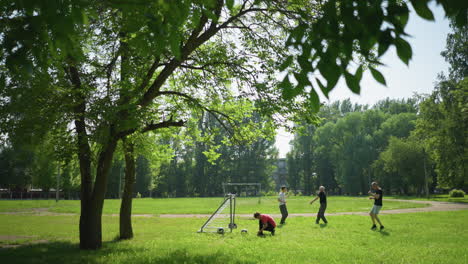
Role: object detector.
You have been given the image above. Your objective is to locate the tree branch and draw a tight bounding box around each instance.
[138,3,266,108]
[141,119,185,133]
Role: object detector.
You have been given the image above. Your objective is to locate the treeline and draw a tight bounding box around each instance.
[288,90,466,196]
[287,98,418,195]
[0,112,278,198]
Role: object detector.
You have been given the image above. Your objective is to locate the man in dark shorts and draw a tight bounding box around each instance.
[254,212,276,236]
[309,186,328,224]
[368,182,384,230]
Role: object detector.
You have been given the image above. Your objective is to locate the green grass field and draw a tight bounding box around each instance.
[0,196,429,215]
[1,210,467,264]
[387,194,468,203]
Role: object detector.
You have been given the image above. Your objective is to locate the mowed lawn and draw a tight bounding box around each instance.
[386,194,468,203]
[0,210,467,264]
[0,196,429,215]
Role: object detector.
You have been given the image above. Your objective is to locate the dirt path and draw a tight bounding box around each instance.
[1,199,467,219]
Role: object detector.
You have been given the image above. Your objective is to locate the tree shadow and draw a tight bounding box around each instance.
[146,249,256,264]
[0,241,255,264]
[1,241,92,264]
[0,241,134,264]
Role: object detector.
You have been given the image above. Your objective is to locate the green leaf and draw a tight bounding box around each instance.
[395,38,412,65]
[344,71,360,94]
[317,58,341,91]
[309,89,320,112]
[398,11,409,28]
[226,0,234,10]
[355,65,363,82]
[279,56,293,71]
[315,78,328,98]
[369,67,387,86]
[455,10,468,28]
[378,29,393,57]
[410,0,435,21]
[280,76,295,100]
[169,35,181,59]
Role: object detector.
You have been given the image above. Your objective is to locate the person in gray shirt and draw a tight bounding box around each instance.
[278,186,288,225]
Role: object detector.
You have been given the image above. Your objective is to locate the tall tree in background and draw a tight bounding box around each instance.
[415,22,467,190]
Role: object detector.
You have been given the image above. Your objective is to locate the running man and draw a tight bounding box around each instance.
[310,186,328,224]
[254,212,276,236]
[278,186,288,224]
[368,181,384,230]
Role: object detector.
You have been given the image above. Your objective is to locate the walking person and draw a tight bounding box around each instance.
[368,181,384,230]
[253,212,276,236]
[278,186,288,225]
[310,186,328,224]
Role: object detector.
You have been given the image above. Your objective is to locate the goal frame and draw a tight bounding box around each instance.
[221,182,262,197]
[198,193,237,233]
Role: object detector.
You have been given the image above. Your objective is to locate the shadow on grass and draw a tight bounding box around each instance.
[0,241,253,264]
[379,230,390,236]
[319,223,328,228]
[151,249,256,264]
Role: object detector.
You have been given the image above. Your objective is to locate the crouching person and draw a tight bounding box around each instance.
[254,212,276,236]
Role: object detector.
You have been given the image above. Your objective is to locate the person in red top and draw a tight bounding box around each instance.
[254,212,276,236]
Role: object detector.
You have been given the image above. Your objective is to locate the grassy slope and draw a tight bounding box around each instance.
[0,211,467,263]
[0,196,429,214]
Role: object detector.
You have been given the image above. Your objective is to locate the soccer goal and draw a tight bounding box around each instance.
[198,193,237,234]
[222,182,262,203]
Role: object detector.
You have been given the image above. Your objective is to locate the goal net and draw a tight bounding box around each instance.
[198,193,237,233]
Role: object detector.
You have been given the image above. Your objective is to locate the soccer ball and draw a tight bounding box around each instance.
[217,228,225,234]
[241,229,248,234]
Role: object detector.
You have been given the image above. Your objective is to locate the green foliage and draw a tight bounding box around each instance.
[440,24,468,81]
[449,189,465,198]
[376,136,427,194]
[414,74,467,189]
[155,112,278,197]
[281,0,467,105]
[288,98,424,195]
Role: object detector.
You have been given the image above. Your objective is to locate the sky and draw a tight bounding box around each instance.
[275,4,452,158]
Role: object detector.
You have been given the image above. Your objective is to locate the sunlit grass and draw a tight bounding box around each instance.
[1,211,467,263]
[387,194,468,203]
[0,196,429,215]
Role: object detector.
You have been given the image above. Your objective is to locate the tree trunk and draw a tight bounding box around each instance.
[120,138,136,239]
[423,148,430,198]
[68,63,102,250]
[79,136,118,249]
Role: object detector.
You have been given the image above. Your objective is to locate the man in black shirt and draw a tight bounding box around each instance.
[368,182,384,230]
[310,186,328,224]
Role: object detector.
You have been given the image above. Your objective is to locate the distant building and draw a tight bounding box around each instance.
[272,158,288,189]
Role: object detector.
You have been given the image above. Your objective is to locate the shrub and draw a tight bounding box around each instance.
[449,189,465,198]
